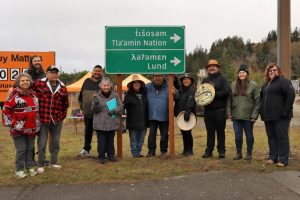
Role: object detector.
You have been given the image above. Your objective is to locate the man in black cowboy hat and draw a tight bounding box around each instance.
[201,59,231,159]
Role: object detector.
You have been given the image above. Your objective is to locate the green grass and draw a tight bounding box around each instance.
[1,118,300,186]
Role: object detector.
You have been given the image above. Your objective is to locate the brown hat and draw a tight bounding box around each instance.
[205,59,221,68]
[127,74,145,89]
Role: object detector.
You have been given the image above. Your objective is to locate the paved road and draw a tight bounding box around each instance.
[1,171,300,200]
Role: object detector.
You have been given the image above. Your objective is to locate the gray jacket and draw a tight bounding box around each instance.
[91,91,123,131]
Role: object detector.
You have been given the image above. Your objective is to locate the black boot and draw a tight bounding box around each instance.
[202,152,213,158]
[233,151,242,160]
[185,131,193,156]
[244,152,252,160]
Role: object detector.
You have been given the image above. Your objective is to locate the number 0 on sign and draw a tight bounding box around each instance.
[0,69,8,80]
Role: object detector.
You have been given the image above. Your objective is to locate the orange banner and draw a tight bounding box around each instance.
[0,51,55,102]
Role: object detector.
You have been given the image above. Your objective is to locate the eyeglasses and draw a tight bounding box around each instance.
[268,69,278,73]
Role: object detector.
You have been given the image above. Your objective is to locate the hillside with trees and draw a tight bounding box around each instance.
[186,27,300,85]
[60,27,300,86]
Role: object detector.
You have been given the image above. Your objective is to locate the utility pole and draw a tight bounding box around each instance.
[277,0,291,79]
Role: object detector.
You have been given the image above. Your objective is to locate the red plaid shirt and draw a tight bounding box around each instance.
[34,78,69,125]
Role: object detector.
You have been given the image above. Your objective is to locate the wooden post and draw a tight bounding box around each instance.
[277,0,291,79]
[116,74,123,158]
[277,0,292,158]
[168,74,175,155]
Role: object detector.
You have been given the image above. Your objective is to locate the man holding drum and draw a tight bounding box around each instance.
[200,59,231,159]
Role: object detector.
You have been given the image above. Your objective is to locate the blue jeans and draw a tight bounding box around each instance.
[96,130,115,160]
[264,120,290,165]
[83,116,94,152]
[233,120,254,153]
[129,129,147,156]
[148,120,169,154]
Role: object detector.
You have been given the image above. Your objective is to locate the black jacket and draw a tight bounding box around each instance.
[260,76,295,121]
[78,77,102,117]
[123,89,148,129]
[174,85,196,117]
[28,70,45,82]
[202,72,231,110]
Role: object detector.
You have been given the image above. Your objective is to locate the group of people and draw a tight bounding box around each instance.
[200,59,295,168]
[2,56,296,178]
[77,59,295,169]
[2,56,69,178]
[78,71,174,162]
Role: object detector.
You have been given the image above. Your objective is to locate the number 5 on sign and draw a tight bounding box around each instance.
[11,68,20,80]
[0,69,8,80]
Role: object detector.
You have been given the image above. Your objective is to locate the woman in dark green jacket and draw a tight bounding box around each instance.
[227,64,260,160]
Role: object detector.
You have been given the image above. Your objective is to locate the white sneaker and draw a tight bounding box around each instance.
[28,168,38,176]
[37,167,44,174]
[78,149,90,156]
[15,170,27,179]
[50,164,62,169]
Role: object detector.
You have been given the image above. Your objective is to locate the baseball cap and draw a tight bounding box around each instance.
[46,65,59,72]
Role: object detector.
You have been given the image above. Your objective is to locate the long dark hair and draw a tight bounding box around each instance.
[27,55,45,73]
[234,76,249,96]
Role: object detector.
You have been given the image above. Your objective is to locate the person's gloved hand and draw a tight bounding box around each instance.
[107,110,115,116]
[184,112,190,121]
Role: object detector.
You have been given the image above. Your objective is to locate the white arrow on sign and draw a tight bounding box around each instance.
[170,57,181,66]
[170,33,181,43]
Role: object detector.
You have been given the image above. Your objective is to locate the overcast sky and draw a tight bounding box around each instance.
[1,0,300,72]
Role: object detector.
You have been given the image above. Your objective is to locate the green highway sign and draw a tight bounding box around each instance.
[105,26,185,74]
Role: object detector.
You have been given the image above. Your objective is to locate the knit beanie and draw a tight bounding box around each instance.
[238,64,249,74]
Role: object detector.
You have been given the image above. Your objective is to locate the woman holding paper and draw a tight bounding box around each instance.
[123,75,148,158]
[91,77,123,164]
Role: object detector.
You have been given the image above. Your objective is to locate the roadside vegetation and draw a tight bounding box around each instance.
[1,118,300,186]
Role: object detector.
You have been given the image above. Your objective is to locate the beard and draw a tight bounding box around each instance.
[92,74,102,80]
[34,64,42,69]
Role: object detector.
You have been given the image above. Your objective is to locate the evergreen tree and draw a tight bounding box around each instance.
[291,27,300,42]
[246,39,253,56]
[186,46,208,74]
[59,70,89,85]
